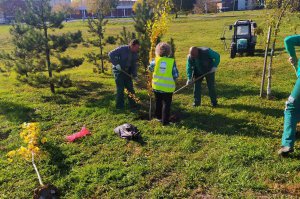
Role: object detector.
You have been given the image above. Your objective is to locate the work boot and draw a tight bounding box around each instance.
[278,146,294,156]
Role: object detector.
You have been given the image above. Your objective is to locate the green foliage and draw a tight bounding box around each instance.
[118,27,136,45]
[1,10,300,198]
[106,36,118,45]
[84,52,109,73]
[0,0,84,93]
[50,31,83,52]
[132,0,154,69]
[86,0,117,73]
[56,56,84,72]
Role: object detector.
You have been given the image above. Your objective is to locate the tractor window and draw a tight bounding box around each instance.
[236,26,249,36]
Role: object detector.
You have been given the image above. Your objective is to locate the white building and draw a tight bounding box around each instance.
[110,0,136,18]
[0,11,5,24]
[237,0,257,10]
[50,0,71,7]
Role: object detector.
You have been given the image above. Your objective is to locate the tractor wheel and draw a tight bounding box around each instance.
[249,45,255,56]
[230,45,236,59]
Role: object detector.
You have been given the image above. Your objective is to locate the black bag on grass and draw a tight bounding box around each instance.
[114,123,140,140]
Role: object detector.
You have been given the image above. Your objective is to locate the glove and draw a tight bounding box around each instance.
[210,67,217,73]
[186,79,192,85]
[114,64,121,71]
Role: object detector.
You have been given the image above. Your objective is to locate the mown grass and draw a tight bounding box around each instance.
[1,10,300,198]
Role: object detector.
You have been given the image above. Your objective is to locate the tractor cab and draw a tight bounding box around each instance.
[229,20,257,58]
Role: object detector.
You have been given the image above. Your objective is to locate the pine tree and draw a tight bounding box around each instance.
[85,0,118,73]
[2,0,84,93]
[118,26,136,45]
[132,0,154,70]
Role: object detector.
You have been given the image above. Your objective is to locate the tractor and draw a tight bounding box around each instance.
[221,20,257,58]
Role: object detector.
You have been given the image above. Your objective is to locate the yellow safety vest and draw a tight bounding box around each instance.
[152,57,175,92]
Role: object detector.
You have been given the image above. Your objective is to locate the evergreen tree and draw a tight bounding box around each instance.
[2,0,84,93]
[132,0,154,69]
[85,0,118,73]
[118,27,136,45]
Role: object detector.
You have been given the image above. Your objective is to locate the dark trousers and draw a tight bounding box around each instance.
[194,72,217,105]
[114,72,136,109]
[154,91,173,125]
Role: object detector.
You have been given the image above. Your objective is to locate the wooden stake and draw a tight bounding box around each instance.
[260,26,272,98]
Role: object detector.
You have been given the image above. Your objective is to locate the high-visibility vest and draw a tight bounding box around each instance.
[152,57,175,92]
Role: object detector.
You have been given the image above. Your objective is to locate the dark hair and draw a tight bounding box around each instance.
[129,39,140,46]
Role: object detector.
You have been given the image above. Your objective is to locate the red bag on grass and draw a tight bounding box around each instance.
[66,127,91,142]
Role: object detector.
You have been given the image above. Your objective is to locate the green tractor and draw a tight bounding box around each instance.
[221,20,257,58]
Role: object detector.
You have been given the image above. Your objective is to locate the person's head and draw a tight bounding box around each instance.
[155,42,172,57]
[129,39,140,53]
[189,47,198,59]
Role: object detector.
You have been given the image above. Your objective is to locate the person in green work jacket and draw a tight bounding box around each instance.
[149,42,179,125]
[108,39,140,109]
[278,35,300,156]
[186,47,220,107]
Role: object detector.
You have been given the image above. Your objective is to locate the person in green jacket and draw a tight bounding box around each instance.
[186,47,220,107]
[278,35,300,156]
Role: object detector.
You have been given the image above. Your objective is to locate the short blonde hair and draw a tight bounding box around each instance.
[155,42,172,57]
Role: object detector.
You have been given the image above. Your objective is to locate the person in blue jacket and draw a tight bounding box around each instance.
[278,35,300,156]
[108,39,140,109]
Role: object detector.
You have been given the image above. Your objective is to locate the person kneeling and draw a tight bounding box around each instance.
[149,42,179,125]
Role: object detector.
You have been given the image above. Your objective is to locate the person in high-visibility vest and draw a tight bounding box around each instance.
[278,35,300,156]
[148,42,179,125]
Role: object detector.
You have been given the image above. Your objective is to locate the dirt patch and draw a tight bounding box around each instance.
[0,131,10,140]
[266,181,300,196]
[136,111,183,124]
[34,184,59,199]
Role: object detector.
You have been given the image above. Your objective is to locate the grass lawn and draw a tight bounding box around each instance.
[1,10,300,198]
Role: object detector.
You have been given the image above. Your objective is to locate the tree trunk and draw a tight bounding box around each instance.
[260,26,271,98]
[43,27,55,93]
[267,41,275,99]
[266,0,292,99]
[100,46,104,73]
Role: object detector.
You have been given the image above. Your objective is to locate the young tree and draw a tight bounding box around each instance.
[85,0,118,73]
[118,26,136,45]
[172,0,195,18]
[132,0,154,70]
[172,0,183,18]
[260,0,299,98]
[2,0,84,93]
[147,0,172,119]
